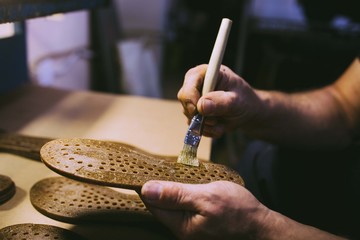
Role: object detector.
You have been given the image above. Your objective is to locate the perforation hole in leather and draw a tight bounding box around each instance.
[40,138,244,191]
[30,177,152,224]
[0,223,86,240]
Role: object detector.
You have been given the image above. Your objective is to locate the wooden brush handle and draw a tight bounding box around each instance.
[202,18,232,95]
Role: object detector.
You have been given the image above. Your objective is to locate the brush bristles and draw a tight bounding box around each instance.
[177,144,200,167]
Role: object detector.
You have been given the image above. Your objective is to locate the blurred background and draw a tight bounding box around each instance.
[1,0,360,163]
[1,0,360,166]
[1,0,360,98]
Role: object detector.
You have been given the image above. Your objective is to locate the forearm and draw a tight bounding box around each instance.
[244,87,352,148]
[243,58,360,148]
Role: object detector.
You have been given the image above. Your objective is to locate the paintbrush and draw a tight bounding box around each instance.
[177,18,232,167]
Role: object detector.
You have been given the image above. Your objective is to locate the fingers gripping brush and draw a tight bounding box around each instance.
[177,18,232,167]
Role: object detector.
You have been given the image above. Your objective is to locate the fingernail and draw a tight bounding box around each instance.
[186,102,196,115]
[142,182,163,201]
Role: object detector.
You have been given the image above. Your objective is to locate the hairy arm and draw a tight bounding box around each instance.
[251,58,360,148]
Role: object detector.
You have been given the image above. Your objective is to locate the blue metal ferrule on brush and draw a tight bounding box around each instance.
[184,114,204,148]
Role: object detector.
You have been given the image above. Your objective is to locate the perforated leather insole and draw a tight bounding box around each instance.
[30,177,152,223]
[40,138,244,191]
[0,223,86,240]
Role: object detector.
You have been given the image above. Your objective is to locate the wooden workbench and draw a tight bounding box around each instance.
[0,85,211,239]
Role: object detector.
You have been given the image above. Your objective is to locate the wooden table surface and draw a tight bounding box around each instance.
[0,85,211,239]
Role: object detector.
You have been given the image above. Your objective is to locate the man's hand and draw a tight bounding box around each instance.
[140,180,270,240]
[177,64,265,138]
[140,180,347,240]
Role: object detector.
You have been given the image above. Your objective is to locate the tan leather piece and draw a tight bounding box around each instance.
[40,138,245,192]
[30,177,152,223]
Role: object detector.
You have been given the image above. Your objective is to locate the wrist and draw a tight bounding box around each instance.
[239,89,275,135]
[249,206,279,240]
[235,202,276,240]
[255,209,288,240]
[248,203,297,240]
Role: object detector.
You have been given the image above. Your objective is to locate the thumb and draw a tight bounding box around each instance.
[141,180,199,211]
[198,91,238,117]
[141,181,203,238]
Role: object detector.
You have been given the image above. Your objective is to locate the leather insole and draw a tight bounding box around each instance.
[30,177,152,223]
[40,138,245,192]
